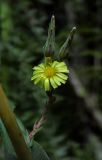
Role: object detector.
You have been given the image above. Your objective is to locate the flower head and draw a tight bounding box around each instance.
[31,61,69,91]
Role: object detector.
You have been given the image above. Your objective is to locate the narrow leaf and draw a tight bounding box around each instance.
[31,141,50,160]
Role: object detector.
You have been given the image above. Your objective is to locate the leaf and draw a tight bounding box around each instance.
[0,116,31,160]
[16,117,31,147]
[38,0,52,4]
[0,115,50,160]
[0,119,17,160]
[1,1,12,41]
[16,118,51,160]
[31,141,50,160]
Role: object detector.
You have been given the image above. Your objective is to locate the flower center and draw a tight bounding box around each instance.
[44,66,55,78]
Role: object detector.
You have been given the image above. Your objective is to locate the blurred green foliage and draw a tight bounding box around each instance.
[0,0,102,160]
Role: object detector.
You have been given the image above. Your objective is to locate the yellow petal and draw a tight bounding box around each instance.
[44,78,50,91]
[32,70,44,75]
[56,62,66,67]
[34,76,42,84]
[39,64,45,69]
[55,62,69,73]
[56,73,68,80]
[55,75,66,84]
[50,77,58,89]
[33,64,45,70]
[52,61,59,67]
[57,68,68,73]
[53,76,61,86]
[31,73,43,80]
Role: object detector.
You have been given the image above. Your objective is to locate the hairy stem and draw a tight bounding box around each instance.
[29,93,55,139]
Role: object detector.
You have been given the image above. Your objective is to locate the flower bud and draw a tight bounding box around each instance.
[43,15,55,58]
[59,27,76,60]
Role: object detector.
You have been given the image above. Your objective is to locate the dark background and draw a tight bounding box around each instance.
[0,0,102,159]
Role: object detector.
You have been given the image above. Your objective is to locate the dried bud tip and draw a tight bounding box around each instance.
[52,15,55,19]
[73,27,76,30]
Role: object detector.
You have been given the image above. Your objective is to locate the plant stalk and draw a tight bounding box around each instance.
[0,85,33,160]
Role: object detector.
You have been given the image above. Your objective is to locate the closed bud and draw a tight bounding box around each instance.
[59,27,76,60]
[43,15,55,58]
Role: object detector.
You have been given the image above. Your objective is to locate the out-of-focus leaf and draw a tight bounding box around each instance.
[0,116,31,160]
[38,0,52,4]
[0,116,50,160]
[31,141,50,160]
[16,117,31,147]
[0,119,17,160]
[1,1,12,42]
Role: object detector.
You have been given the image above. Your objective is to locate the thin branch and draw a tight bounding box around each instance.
[29,94,55,140]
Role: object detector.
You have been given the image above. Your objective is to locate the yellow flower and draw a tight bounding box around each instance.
[31,61,69,91]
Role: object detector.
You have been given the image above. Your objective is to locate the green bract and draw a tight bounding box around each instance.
[31,61,69,91]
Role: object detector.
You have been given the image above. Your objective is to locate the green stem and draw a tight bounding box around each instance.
[0,85,33,160]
